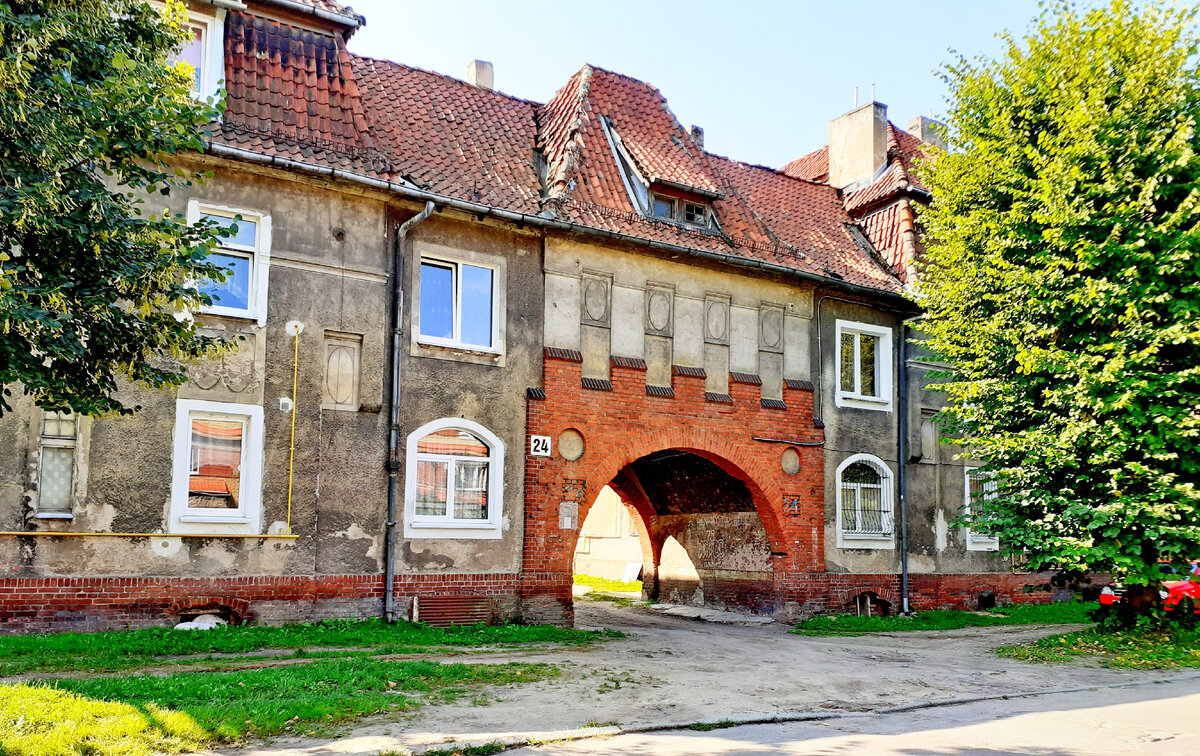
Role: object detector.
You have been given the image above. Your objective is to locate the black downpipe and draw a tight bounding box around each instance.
[897,315,920,615]
[385,202,436,623]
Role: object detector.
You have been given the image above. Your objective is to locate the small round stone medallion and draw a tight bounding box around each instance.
[781,447,801,476]
[558,428,585,461]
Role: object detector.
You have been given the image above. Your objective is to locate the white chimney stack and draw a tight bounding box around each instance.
[827,101,888,190]
[466,60,494,91]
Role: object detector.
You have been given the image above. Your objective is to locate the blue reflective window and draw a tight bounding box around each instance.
[460,265,493,347]
[419,262,454,340]
[200,252,251,311]
[202,214,257,248]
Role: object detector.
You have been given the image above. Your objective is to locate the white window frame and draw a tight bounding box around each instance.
[187,200,272,326]
[834,319,893,411]
[170,399,264,534]
[404,418,504,539]
[152,2,225,101]
[964,467,1001,551]
[415,256,501,354]
[35,411,79,519]
[835,453,895,549]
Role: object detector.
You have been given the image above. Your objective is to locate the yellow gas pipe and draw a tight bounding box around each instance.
[0,323,307,541]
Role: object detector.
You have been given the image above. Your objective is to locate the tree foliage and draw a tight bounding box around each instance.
[0,0,230,416]
[916,0,1200,592]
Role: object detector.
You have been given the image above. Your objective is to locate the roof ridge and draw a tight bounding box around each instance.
[709,152,832,188]
[348,54,544,108]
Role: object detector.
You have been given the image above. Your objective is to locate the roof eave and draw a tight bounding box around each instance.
[205,140,910,306]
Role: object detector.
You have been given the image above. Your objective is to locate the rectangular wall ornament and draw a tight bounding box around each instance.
[559,501,579,530]
[783,496,804,517]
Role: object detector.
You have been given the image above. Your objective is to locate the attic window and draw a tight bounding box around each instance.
[652,194,676,220]
[156,2,226,100]
[683,202,709,226]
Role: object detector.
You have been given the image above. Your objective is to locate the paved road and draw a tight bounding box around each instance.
[509,676,1200,755]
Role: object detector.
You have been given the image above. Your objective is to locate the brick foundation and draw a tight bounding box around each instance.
[0,572,520,634]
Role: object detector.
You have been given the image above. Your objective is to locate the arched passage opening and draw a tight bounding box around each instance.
[570,449,778,614]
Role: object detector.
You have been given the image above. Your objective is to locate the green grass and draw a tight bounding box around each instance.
[0,618,610,676]
[574,574,642,593]
[792,601,1093,636]
[997,627,1200,668]
[1,659,557,756]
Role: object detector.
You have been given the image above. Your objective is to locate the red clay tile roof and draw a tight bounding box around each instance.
[352,56,542,212]
[782,146,828,183]
[211,10,902,294]
[216,10,389,176]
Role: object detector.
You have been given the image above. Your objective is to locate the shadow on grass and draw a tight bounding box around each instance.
[1,658,558,756]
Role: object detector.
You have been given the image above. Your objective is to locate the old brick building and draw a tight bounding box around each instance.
[0,0,1049,632]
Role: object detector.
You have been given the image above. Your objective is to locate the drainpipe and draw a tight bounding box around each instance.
[384,201,436,623]
[897,314,922,615]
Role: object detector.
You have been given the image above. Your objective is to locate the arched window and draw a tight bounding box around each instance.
[836,454,894,547]
[404,418,504,539]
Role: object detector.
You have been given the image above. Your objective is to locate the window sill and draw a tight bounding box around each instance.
[34,512,74,520]
[197,307,265,327]
[837,533,895,550]
[967,540,1000,552]
[405,521,502,540]
[178,514,251,525]
[835,393,892,412]
[416,337,501,356]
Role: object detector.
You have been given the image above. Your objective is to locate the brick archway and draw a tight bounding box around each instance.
[520,350,826,624]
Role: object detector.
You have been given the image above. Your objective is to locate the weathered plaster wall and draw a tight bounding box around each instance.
[396,214,543,575]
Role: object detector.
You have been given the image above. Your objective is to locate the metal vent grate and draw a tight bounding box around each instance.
[416,595,492,628]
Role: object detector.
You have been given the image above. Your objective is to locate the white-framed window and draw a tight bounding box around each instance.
[187,201,272,326]
[964,467,1000,551]
[36,411,78,518]
[836,454,894,549]
[417,257,499,352]
[170,399,264,533]
[835,319,893,411]
[404,418,504,539]
[155,2,226,100]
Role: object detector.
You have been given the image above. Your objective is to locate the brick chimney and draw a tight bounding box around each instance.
[827,102,888,189]
[907,115,948,151]
[466,60,493,90]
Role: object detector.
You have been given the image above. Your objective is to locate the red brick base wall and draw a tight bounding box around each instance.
[0,569,1059,633]
[0,573,520,634]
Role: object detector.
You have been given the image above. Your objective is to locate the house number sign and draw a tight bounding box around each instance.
[530,435,552,457]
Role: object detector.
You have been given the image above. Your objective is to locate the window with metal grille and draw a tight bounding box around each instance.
[964,468,1000,551]
[37,411,76,516]
[837,455,894,544]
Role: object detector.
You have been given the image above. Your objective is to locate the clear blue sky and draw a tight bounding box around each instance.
[346,0,1043,169]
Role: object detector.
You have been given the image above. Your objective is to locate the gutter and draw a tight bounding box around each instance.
[384,201,436,623]
[256,0,364,28]
[203,142,911,305]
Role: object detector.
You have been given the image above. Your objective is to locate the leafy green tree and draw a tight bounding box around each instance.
[916,0,1200,615]
[0,0,230,416]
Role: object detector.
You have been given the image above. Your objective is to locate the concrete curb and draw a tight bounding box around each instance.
[399,671,1200,755]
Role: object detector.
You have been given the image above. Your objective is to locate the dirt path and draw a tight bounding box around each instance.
[225,600,1178,754]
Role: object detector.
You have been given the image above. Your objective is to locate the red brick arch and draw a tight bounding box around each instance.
[520,352,826,624]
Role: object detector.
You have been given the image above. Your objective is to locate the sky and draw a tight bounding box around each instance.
[346,0,1043,169]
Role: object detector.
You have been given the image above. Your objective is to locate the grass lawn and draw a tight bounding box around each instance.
[574,574,642,593]
[996,627,1200,669]
[0,659,557,756]
[0,618,613,676]
[792,601,1093,636]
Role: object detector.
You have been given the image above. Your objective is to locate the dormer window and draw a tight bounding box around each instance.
[652,194,676,220]
[156,2,225,100]
[683,201,709,226]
